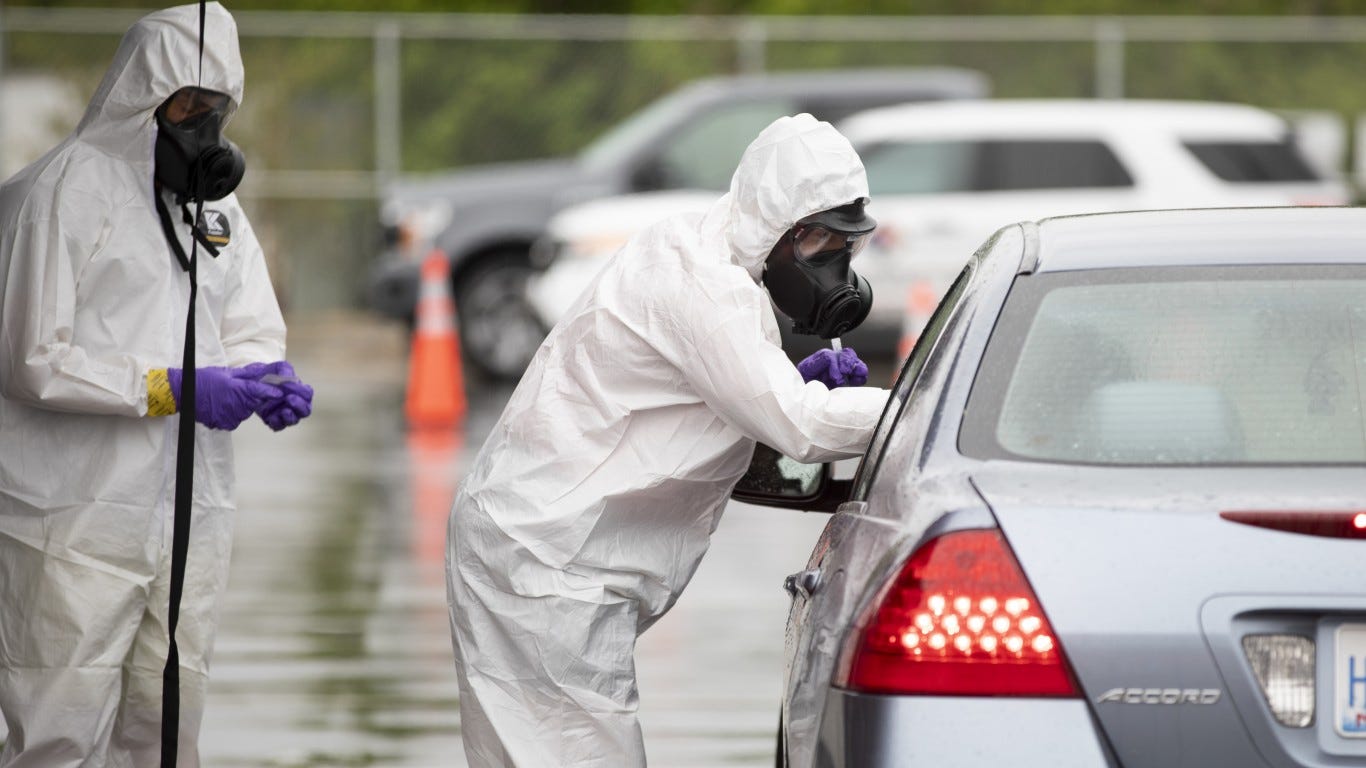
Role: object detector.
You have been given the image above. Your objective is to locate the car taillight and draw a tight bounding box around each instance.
[1221,510,1366,539]
[836,528,1078,697]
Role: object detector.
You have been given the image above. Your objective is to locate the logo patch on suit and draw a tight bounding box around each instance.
[198,209,231,246]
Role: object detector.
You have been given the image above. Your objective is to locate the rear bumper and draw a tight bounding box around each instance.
[812,689,1114,768]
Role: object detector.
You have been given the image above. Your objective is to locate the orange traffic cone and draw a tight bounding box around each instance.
[406,249,467,429]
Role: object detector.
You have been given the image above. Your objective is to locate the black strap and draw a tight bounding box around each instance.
[160,201,197,768]
[197,1,205,89]
[154,194,191,272]
[161,3,208,765]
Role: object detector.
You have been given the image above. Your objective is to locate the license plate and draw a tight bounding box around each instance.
[1335,625,1366,737]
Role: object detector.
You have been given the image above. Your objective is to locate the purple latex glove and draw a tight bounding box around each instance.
[251,361,314,432]
[796,347,869,388]
[167,365,284,431]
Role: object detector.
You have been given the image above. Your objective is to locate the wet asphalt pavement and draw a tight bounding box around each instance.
[196,313,840,767]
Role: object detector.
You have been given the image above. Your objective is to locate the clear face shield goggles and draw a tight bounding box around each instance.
[162,86,232,127]
[791,223,873,262]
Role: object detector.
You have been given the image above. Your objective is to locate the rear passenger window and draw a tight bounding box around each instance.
[861,139,1132,195]
[1184,140,1321,182]
[862,141,976,195]
[980,140,1133,191]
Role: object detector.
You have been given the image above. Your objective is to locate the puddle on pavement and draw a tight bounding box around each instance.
[203,359,467,766]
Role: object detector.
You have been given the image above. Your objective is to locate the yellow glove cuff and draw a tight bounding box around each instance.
[146,368,177,417]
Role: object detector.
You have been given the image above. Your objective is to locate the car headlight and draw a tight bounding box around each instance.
[542,232,632,268]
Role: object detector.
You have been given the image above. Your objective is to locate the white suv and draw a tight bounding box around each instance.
[528,100,1352,361]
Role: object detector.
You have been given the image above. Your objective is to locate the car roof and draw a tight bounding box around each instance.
[839,98,1290,140]
[1029,206,1366,273]
[680,67,991,102]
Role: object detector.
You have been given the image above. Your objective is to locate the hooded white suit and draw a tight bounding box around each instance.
[446,114,890,766]
[0,5,284,765]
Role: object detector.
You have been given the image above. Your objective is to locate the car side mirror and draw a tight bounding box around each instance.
[629,157,671,192]
[730,443,851,514]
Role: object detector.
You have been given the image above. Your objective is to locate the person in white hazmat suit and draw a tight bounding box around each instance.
[446,113,891,766]
[0,4,313,765]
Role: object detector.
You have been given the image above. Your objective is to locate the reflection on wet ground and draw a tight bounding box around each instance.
[198,314,838,767]
[203,316,460,766]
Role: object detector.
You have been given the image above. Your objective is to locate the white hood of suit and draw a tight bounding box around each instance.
[701,112,871,280]
[76,3,243,170]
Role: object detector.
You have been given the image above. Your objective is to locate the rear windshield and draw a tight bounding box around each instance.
[1184,140,1321,182]
[960,266,1366,465]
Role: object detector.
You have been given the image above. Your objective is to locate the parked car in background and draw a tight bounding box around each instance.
[843,98,1352,358]
[530,99,1352,368]
[734,206,1366,768]
[526,190,717,328]
[365,67,990,380]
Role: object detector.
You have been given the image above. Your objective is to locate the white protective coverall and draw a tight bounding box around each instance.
[446,113,891,766]
[0,5,285,766]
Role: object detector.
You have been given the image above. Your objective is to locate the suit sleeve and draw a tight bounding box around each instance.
[0,188,148,416]
[662,271,889,463]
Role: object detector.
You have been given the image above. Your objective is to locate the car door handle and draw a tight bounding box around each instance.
[783,568,822,599]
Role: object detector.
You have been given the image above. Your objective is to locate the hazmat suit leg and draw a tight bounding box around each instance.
[447,501,648,768]
[0,499,231,767]
[0,504,150,767]
[108,504,233,768]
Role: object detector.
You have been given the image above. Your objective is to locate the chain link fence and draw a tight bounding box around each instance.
[4,8,1366,312]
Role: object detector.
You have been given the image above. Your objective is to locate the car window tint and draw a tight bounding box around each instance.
[961,265,1366,465]
[656,99,794,190]
[851,264,974,501]
[1184,140,1321,182]
[979,140,1134,191]
[861,140,977,195]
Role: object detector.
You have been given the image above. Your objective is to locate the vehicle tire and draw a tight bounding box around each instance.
[453,250,548,383]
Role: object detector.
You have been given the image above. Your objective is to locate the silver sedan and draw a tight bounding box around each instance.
[738,206,1366,768]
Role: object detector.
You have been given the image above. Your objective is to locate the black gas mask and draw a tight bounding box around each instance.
[762,198,876,339]
[154,86,245,203]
